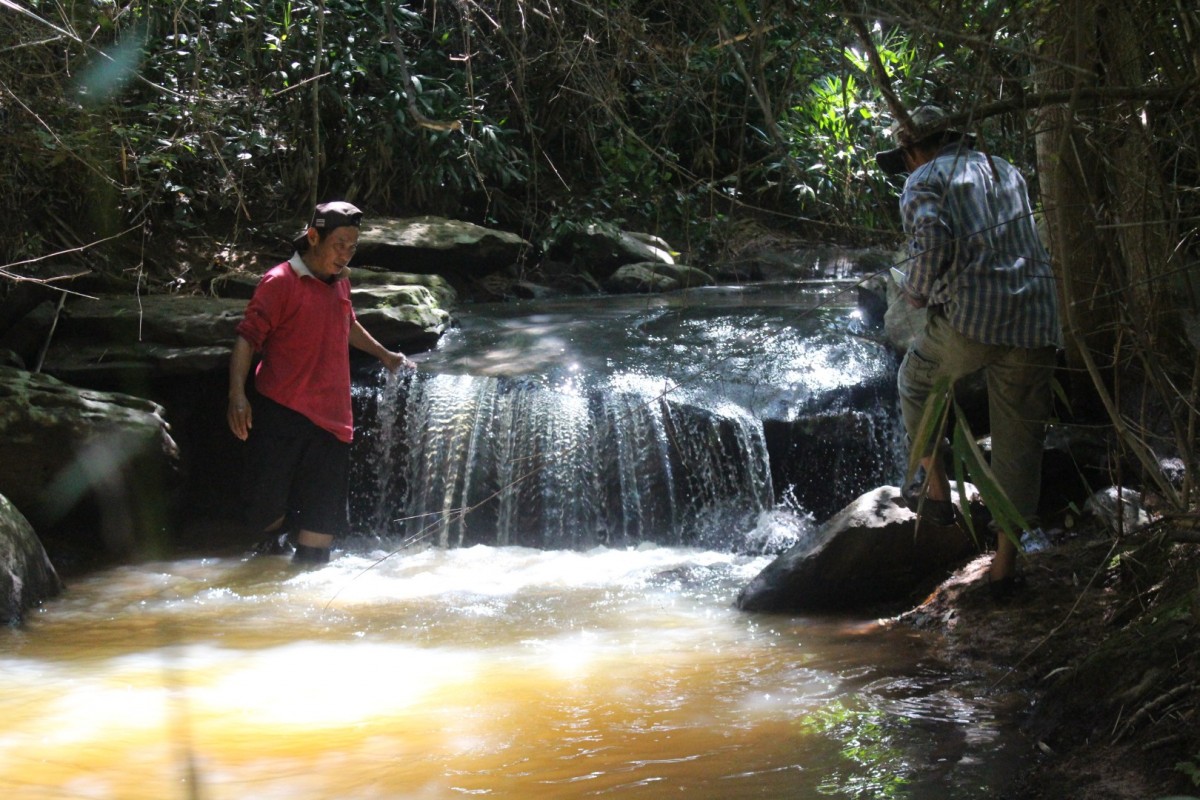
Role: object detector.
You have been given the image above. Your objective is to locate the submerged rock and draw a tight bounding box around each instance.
[603,262,714,294]
[545,225,675,283]
[736,485,980,613]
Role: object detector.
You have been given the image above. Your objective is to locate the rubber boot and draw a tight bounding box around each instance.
[292,543,331,566]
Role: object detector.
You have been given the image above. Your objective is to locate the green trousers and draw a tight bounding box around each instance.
[898,312,1057,523]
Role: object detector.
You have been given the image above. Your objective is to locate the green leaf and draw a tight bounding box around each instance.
[905,374,953,486]
[950,400,1030,542]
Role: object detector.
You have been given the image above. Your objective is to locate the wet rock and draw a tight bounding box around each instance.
[39,294,246,385]
[354,216,530,286]
[603,262,714,294]
[202,270,262,300]
[0,299,59,369]
[1084,487,1152,535]
[545,224,674,282]
[350,267,458,309]
[0,366,179,562]
[35,273,453,388]
[763,405,900,523]
[0,492,62,625]
[351,279,454,350]
[708,244,892,284]
[855,275,889,329]
[529,259,605,295]
[736,485,980,613]
[604,263,676,293]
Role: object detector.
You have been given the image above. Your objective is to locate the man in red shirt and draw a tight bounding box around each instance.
[227,201,413,565]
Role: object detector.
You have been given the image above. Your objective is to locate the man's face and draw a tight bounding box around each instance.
[305,225,359,280]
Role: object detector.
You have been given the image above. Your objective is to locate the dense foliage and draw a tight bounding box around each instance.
[0,0,1075,269]
[2,3,1198,503]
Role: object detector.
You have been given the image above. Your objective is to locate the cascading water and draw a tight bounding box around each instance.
[350,284,902,552]
[354,370,774,549]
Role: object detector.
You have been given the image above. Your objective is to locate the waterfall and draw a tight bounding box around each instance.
[347,284,905,551]
[352,371,774,550]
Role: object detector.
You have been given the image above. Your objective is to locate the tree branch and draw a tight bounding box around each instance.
[846,10,913,136]
[384,5,462,133]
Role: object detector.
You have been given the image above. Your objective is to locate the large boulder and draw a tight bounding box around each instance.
[736,485,980,613]
[30,272,452,388]
[350,275,454,351]
[36,294,246,386]
[0,492,62,625]
[354,216,531,285]
[603,262,715,294]
[0,366,179,561]
[545,225,675,282]
[349,267,458,309]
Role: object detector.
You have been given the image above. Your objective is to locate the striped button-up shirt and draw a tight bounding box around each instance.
[900,144,1060,349]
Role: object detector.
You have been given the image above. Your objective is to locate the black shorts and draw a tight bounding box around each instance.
[243,395,351,538]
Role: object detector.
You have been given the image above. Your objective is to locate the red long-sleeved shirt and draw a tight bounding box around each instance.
[236,254,356,442]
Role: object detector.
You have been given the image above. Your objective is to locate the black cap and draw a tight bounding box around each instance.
[310,201,363,232]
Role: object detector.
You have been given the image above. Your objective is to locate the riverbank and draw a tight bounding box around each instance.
[900,515,1200,799]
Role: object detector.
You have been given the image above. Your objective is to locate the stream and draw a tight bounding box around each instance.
[0,280,1033,798]
[1,544,1029,799]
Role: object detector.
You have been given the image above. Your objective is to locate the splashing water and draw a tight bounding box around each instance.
[350,285,900,550]
[355,371,775,550]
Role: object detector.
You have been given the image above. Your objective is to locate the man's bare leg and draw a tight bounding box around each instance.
[920,455,950,502]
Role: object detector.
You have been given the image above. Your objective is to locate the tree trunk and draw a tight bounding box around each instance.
[1100,0,1175,344]
[1035,0,1187,504]
[1034,0,1113,412]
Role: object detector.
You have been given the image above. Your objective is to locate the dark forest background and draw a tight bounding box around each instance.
[2,0,1198,507]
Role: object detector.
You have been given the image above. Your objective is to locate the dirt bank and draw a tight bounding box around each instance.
[899,517,1200,799]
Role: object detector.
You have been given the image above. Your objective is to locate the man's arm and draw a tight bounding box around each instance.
[227,335,255,441]
[349,320,415,372]
[900,179,954,306]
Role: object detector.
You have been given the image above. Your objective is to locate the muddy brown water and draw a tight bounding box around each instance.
[1,544,1031,799]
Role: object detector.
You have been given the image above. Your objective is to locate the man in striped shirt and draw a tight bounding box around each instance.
[876,105,1060,597]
